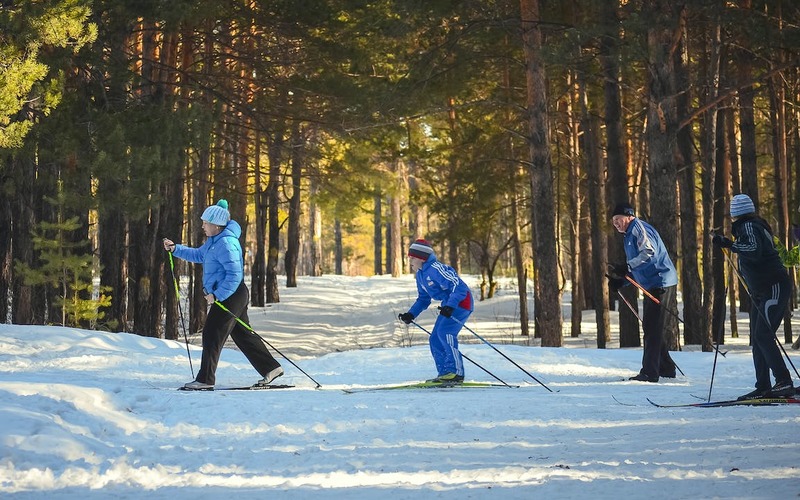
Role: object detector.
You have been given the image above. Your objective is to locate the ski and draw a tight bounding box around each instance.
[342,381,517,394]
[646,396,800,408]
[178,384,295,391]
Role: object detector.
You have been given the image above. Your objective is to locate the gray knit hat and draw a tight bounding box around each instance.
[201,199,230,226]
[730,194,755,218]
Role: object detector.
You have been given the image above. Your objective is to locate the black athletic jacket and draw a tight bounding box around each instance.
[730,215,788,293]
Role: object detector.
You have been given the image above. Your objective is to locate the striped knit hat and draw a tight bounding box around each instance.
[730,194,755,218]
[408,239,434,260]
[201,199,231,226]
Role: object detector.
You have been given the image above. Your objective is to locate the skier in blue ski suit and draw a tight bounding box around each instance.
[163,200,282,390]
[398,239,474,383]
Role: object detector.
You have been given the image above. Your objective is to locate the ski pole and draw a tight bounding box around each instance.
[439,308,554,392]
[214,300,322,388]
[623,274,686,328]
[707,282,728,403]
[721,248,800,379]
[167,249,194,378]
[613,286,642,323]
[409,320,513,388]
[612,278,727,360]
[610,284,688,376]
[621,273,687,370]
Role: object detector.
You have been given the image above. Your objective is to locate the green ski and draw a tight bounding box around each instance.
[342,381,517,393]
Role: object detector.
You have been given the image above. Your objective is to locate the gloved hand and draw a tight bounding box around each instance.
[398,312,414,324]
[712,233,733,248]
[439,305,454,318]
[606,274,626,293]
[608,263,629,280]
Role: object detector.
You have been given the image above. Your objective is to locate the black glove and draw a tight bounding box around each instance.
[398,312,414,324]
[608,263,628,280]
[606,274,626,292]
[712,233,733,248]
[439,305,454,318]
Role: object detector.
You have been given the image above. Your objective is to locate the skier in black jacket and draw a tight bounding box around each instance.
[713,194,795,400]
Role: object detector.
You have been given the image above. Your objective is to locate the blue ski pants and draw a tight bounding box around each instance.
[429,307,470,377]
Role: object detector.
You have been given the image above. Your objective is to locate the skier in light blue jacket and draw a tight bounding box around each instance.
[609,202,678,382]
[398,239,474,383]
[163,200,282,390]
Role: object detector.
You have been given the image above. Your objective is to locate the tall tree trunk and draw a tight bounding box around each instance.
[768,74,792,343]
[308,176,323,276]
[600,0,639,347]
[511,169,530,338]
[266,129,284,303]
[11,155,38,324]
[520,0,562,347]
[373,191,383,275]
[645,0,681,350]
[334,218,343,275]
[285,123,303,287]
[388,159,403,277]
[161,28,184,341]
[677,5,708,350]
[578,70,611,349]
[98,176,127,331]
[566,71,583,339]
[252,131,266,305]
[0,169,11,322]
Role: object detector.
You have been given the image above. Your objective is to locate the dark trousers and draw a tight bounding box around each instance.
[196,282,280,385]
[749,275,791,390]
[640,285,677,379]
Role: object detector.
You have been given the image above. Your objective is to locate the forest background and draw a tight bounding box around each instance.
[2,0,800,354]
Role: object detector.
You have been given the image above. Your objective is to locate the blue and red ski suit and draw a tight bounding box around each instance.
[408,254,474,377]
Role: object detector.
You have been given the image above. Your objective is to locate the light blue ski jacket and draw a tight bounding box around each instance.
[622,218,678,290]
[173,220,244,301]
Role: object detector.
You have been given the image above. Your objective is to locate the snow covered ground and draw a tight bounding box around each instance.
[1,274,799,499]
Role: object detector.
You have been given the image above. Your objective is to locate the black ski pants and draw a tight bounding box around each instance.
[748,274,792,391]
[195,281,280,385]
[640,284,677,380]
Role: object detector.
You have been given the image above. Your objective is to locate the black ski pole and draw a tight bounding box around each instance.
[707,282,728,403]
[721,248,800,379]
[167,250,194,378]
[408,320,513,388]
[440,309,554,392]
[609,284,688,376]
[619,274,687,375]
[610,276,726,360]
[214,300,322,388]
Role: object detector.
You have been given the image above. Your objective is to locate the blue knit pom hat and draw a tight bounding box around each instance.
[730,194,755,218]
[201,199,230,226]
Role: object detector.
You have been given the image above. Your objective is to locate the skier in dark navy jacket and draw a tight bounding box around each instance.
[163,200,282,390]
[609,202,678,382]
[398,239,473,383]
[712,193,795,400]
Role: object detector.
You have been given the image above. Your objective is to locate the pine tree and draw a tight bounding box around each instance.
[14,188,113,329]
